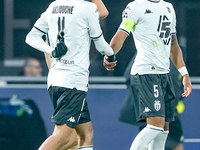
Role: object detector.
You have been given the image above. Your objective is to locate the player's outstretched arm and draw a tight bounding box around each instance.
[93,35,114,56]
[103,30,128,71]
[170,34,192,97]
[110,30,128,54]
[92,0,109,19]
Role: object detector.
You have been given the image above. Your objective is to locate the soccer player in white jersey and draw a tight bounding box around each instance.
[25,0,114,150]
[44,1,110,149]
[104,0,192,150]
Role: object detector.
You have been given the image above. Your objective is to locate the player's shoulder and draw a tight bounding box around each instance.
[125,0,146,11]
[75,0,97,9]
[162,0,174,8]
[124,0,145,16]
[162,0,175,13]
[126,0,139,8]
[73,0,98,14]
[50,0,96,8]
[48,0,59,6]
[48,0,97,15]
[79,1,98,16]
[46,0,60,10]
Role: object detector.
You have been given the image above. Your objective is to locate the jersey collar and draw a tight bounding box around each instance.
[147,0,160,3]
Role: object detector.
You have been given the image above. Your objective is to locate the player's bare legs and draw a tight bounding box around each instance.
[76,122,93,148]
[147,117,165,128]
[173,143,184,150]
[57,122,93,150]
[38,124,74,150]
[59,130,79,150]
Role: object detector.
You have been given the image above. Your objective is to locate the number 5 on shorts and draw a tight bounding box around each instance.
[154,85,159,98]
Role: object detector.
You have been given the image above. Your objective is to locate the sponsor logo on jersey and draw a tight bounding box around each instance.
[57,59,74,65]
[154,100,161,111]
[144,107,151,113]
[67,116,76,123]
[52,6,74,14]
[144,9,153,14]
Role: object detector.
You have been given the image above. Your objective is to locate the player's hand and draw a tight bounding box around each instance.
[107,54,116,62]
[103,55,117,71]
[51,41,67,58]
[182,74,192,97]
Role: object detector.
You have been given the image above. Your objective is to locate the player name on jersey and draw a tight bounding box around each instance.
[52,6,74,14]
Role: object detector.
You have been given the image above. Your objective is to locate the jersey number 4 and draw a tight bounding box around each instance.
[157,15,171,45]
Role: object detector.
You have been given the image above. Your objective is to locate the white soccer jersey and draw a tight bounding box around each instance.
[119,0,176,75]
[33,0,110,91]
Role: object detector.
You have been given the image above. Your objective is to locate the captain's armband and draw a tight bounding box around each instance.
[119,18,135,34]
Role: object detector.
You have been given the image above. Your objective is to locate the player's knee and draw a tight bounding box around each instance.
[79,128,94,143]
[55,134,72,147]
[85,128,93,142]
[68,135,79,147]
[63,136,72,146]
[48,134,70,148]
[71,140,78,147]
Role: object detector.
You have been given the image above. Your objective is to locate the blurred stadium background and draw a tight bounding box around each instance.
[0,0,200,150]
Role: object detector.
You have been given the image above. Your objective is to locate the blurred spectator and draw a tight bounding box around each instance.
[20,58,42,76]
